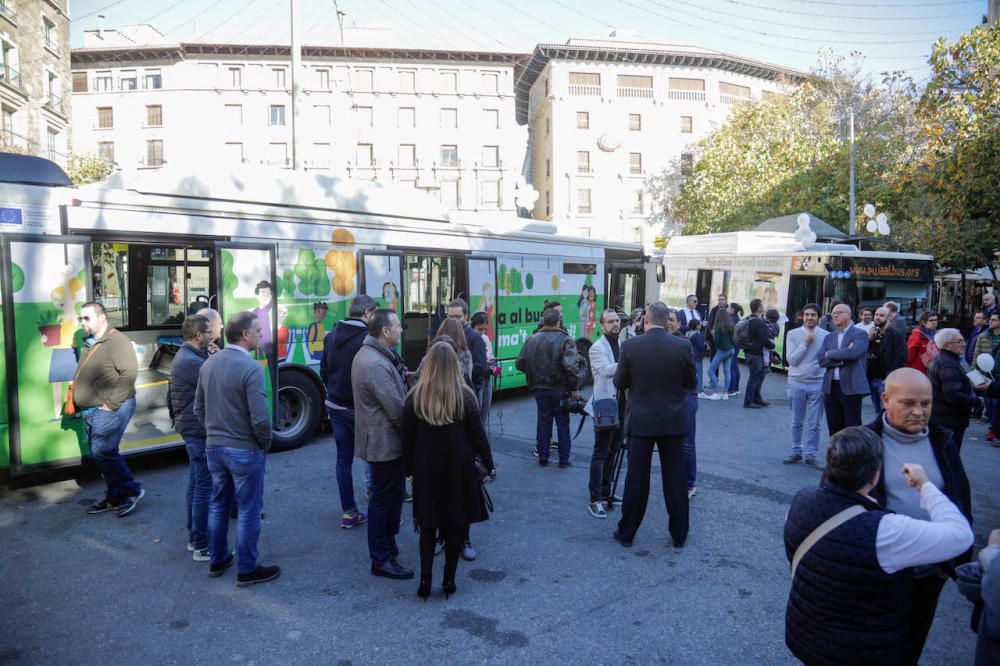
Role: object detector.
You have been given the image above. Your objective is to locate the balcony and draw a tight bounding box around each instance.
[0,0,16,23]
[720,94,751,105]
[668,90,705,102]
[0,65,22,91]
[568,84,600,96]
[617,86,653,99]
[44,94,64,115]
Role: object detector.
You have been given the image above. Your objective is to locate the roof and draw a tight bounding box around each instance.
[515,40,810,124]
[0,153,73,187]
[755,212,846,239]
[72,43,531,77]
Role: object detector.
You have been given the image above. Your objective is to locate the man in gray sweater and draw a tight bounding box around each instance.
[783,303,828,467]
[194,311,280,587]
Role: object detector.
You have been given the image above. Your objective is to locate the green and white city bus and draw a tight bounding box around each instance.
[655,230,935,366]
[0,154,646,478]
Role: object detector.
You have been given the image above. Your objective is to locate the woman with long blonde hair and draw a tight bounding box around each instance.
[402,341,494,600]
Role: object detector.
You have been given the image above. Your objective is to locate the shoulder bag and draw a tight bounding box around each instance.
[64,334,112,416]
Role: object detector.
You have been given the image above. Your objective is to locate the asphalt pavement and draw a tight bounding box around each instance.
[1,369,998,665]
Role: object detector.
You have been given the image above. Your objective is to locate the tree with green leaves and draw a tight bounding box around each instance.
[66,153,113,186]
[293,249,330,297]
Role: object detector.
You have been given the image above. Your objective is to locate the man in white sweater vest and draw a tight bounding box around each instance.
[783,303,829,467]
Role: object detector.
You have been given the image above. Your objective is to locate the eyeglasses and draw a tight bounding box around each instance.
[78,315,93,322]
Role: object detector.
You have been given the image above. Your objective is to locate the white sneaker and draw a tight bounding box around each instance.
[588,501,607,519]
[192,547,211,562]
[187,542,196,552]
[688,487,697,499]
[722,393,729,400]
[708,393,722,401]
[697,392,709,399]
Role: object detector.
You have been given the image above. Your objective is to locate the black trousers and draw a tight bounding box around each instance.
[590,426,622,503]
[744,353,766,406]
[907,573,947,663]
[824,380,863,436]
[419,525,464,582]
[617,435,688,545]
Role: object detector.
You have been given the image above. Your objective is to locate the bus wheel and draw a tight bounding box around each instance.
[576,340,593,386]
[272,371,323,451]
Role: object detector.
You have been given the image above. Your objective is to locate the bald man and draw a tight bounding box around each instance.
[818,303,869,435]
[866,368,972,664]
[197,308,223,354]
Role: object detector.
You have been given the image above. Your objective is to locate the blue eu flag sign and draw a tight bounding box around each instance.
[0,207,23,226]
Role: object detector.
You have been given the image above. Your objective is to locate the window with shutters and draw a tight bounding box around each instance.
[273,67,287,89]
[146,140,164,167]
[269,105,286,126]
[629,152,642,175]
[72,72,88,93]
[440,145,458,167]
[681,116,693,133]
[577,151,590,174]
[146,105,162,127]
[719,81,751,103]
[629,113,641,131]
[97,107,113,129]
[95,72,112,92]
[577,111,589,129]
[97,141,114,163]
[668,77,705,101]
[482,145,499,168]
[632,190,644,214]
[316,68,330,89]
[681,152,694,175]
[440,107,457,129]
[229,67,242,88]
[577,188,592,214]
[144,70,162,89]
[120,70,137,91]
[617,74,653,98]
[568,72,600,95]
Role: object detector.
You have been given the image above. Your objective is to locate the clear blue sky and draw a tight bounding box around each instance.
[69,0,987,84]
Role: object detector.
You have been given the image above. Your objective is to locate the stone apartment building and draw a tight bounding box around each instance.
[516,37,807,244]
[70,24,530,221]
[0,0,71,164]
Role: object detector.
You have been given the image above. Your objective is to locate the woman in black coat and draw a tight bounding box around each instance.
[402,341,495,600]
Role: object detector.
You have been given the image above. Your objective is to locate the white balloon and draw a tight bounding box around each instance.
[866,219,878,233]
[878,220,891,235]
[978,353,995,373]
[876,212,888,225]
[804,231,817,247]
[864,204,876,218]
[797,213,810,227]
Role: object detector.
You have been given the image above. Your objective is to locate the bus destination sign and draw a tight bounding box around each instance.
[840,258,931,282]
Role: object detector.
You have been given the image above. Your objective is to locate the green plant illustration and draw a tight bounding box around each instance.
[293,249,331,297]
[278,269,297,298]
[220,250,238,301]
[525,273,534,290]
[36,309,60,327]
[10,262,24,293]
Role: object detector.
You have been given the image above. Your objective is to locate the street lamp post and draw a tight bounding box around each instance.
[849,109,856,236]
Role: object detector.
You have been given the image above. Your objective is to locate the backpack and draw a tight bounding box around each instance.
[734,318,751,349]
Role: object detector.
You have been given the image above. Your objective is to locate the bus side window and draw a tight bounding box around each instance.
[92,242,130,329]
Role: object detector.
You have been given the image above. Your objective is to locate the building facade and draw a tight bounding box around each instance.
[0,0,71,164]
[515,38,807,244]
[70,26,530,220]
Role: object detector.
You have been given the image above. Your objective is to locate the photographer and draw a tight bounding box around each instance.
[585,309,624,518]
[620,308,645,343]
[516,308,584,468]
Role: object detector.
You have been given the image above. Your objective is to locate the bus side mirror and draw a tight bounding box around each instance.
[823,278,835,298]
[656,265,665,283]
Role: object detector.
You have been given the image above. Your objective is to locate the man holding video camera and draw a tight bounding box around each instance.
[516,308,585,468]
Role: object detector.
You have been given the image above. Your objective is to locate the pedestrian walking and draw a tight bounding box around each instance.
[76,301,143,518]
[742,298,773,409]
[320,294,377,530]
[515,308,584,467]
[194,311,280,587]
[402,342,495,600]
[907,311,940,374]
[784,426,973,666]
[867,368,973,663]
[928,328,980,452]
[866,307,907,413]
[707,312,735,399]
[783,303,828,467]
[818,303,869,435]
[612,302,697,549]
[585,309,623,518]
[352,308,414,580]
[169,314,215,560]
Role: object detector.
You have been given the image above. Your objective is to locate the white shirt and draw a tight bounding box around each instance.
[833,324,853,381]
[228,344,251,356]
[857,321,875,333]
[684,308,701,324]
[875,482,973,574]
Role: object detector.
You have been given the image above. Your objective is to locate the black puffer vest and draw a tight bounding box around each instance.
[784,482,913,665]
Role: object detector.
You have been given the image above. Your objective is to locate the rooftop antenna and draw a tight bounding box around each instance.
[334,0,345,45]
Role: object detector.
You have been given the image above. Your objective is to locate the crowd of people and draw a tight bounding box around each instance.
[70,285,1000,661]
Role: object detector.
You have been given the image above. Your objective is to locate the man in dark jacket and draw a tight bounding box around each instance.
[784,426,972,666]
[447,298,487,387]
[929,328,980,451]
[866,306,907,413]
[743,298,774,409]
[516,308,583,467]
[612,302,697,548]
[867,368,973,663]
[170,314,214,560]
[320,294,376,529]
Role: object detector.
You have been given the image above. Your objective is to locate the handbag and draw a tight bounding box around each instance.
[592,398,620,432]
[473,456,495,513]
[64,337,106,416]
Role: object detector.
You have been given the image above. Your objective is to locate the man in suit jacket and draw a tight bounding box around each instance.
[612,302,697,548]
[677,294,702,333]
[818,303,869,435]
[194,311,279,587]
[585,309,623,519]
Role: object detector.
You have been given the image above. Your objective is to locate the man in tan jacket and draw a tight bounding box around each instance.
[352,309,412,579]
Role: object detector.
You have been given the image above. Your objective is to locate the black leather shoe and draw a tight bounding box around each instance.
[371,560,415,580]
[538,459,549,467]
[613,530,633,548]
[755,401,770,407]
[743,403,763,409]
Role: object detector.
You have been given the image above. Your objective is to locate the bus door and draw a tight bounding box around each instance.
[214,241,278,420]
[1,234,91,474]
[467,256,497,355]
[695,269,713,318]
[607,262,645,316]
[357,248,406,350]
[396,252,466,370]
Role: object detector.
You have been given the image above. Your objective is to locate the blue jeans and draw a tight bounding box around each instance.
[708,349,734,392]
[744,353,765,406]
[368,457,404,566]
[694,358,704,393]
[85,396,140,502]
[730,351,741,392]
[328,407,360,515]
[533,388,570,463]
[684,393,698,489]
[788,379,824,459]
[207,446,266,574]
[185,437,211,550]
[868,378,885,413]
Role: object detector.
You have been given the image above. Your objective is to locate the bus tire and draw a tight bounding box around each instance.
[272,370,323,451]
[576,339,593,387]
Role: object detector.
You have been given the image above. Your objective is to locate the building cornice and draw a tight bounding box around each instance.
[514,42,812,124]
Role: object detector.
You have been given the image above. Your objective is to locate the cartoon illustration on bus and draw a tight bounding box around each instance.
[42,266,84,420]
[306,301,327,361]
[253,280,274,345]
